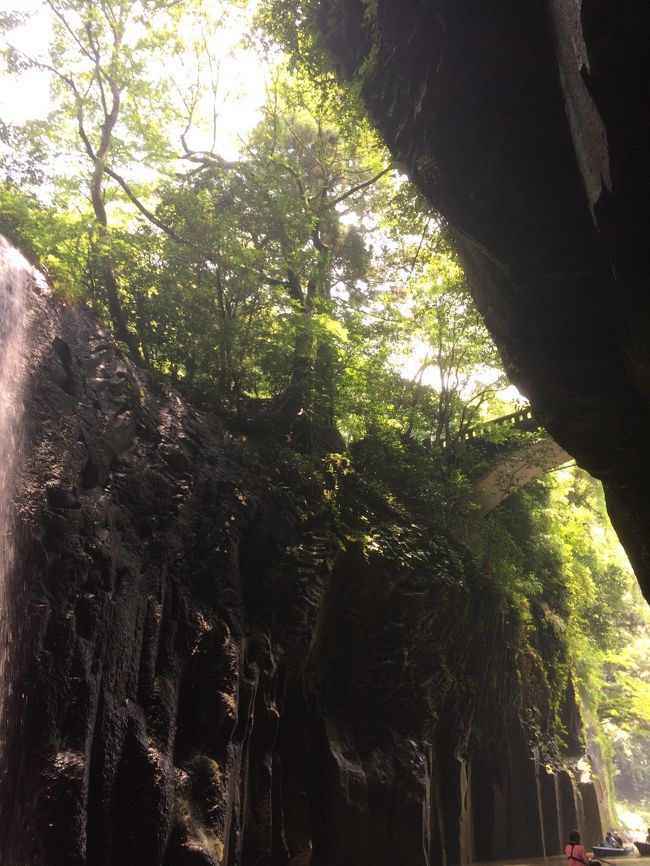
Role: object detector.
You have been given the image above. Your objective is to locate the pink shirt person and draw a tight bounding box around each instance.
[566,830,590,866]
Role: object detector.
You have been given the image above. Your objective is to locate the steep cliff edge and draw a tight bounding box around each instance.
[316,0,650,600]
[0,261,607,865]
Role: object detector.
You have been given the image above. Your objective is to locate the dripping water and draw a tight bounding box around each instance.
[0,235,31,764]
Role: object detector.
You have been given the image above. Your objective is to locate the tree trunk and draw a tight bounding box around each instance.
[86,77,138,359]
[287,269,315,407]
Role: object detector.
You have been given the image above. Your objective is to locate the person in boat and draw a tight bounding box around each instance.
[605,831,622,848]
[566,830,591,866]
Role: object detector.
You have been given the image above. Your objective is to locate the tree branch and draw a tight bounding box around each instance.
[102,163,198,247]
[45,0,96,65]
[259,272,290,288]
[326,164,394,210]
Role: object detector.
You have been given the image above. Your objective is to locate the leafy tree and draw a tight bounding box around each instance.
[238,74,392,429]
[127,71,394,428]
[345,195,510,445]
[1,0,221,354]
[1,0,647,815]
[1,3,507,446]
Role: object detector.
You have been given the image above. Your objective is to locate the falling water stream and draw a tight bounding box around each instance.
[0,235,31,763]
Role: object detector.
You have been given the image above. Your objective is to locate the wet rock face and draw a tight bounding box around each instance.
[0,283,442,865]
[3,287,258,866]
[0,293,247,861]
[319,0,650,599]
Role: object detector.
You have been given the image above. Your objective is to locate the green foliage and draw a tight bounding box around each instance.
[456,465,647,773]
[602,623,650,806]
[118,69,395,411]
[0,181,94,298]
[1,0,647,811]
[0,0,235,350]
[0,3,507,442]
[254,0,369,136]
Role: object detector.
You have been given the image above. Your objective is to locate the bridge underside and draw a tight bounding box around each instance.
[473,436,573,515]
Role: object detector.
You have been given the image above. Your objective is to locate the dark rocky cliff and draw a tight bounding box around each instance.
[0,262,606,864]
[316,0,650,601]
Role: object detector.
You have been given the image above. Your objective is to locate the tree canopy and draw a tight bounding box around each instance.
[1,0,647,822]
[1,2,508,442]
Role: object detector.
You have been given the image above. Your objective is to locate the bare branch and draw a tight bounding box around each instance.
[259,272,290,288]
[326,164,394,210]
[44,0,96,64]
[83,20,110,118]
[9,46,78,95]
[102,163,198,246]
[178,148,239,170]
[409,215,432,275]
[76,104,98,162]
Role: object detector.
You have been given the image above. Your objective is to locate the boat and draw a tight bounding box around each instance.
[635,842,650,857]
[592,845,636,859]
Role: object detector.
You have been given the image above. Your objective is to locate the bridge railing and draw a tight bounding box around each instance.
[438,406,537,448]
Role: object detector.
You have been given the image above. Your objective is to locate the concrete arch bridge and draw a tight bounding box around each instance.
[450,407,573,515]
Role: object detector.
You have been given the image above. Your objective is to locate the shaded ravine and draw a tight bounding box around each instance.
[0,235,611,865]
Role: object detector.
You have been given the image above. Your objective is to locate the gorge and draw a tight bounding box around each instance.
[0,237,616,866]
[0,0,649,864]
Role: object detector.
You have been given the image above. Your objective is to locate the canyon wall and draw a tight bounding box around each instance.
[0,257,606,864]
[317,0,650,601]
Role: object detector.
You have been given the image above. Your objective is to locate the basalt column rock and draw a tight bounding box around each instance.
[0,268,469,866]
[0,271,463,866]
[579,782,604,850]
[469,721,544,861]
[427,739,452,866]
[300,542,464,866]
[432,721,464,866]
[0,246,608,865]
[470,754,501,862]
[539,767,562,856]
[0,283,256,865]
[0,275,343,866]
[556,771,581,849]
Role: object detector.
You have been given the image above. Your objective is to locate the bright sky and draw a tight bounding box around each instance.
[399,346,523,406]
[0,0,269,160]
[0,0,52,122]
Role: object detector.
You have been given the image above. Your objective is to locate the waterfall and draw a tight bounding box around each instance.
[0,235,31,761]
